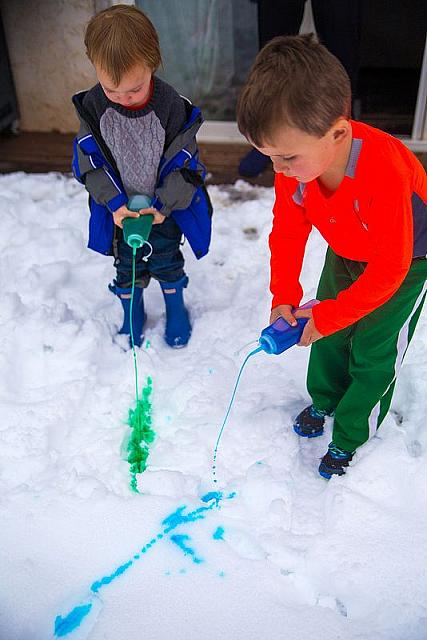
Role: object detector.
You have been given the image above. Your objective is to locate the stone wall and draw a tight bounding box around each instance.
[1,0,102,133]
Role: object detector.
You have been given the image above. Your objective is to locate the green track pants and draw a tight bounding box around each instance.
[307,249,427,452]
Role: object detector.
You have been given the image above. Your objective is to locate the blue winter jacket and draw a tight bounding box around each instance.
[72,91,212,258]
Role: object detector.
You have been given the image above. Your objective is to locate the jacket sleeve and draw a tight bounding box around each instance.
[151,111,207,216]
[72,119,127,213]
[312,184,414,336]
[153,165,204,216]
[269,174,312,309]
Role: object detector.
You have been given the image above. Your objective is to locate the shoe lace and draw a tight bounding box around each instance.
[328,443,352,459]
[310,405,328,419]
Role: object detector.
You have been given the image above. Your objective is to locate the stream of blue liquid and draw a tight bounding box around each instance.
[54,491,233,637]
[212,346,262,484]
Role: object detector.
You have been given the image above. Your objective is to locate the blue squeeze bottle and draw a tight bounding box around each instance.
[123,194,154,249]
[258,299,318,355]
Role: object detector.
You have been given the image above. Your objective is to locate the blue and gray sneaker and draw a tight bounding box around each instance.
[318,442,354,479]
[293,405,330,438]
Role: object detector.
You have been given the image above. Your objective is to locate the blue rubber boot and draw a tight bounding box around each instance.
[318,443,354,480]
[238,148,270,177]
[109,283,145,348]
[159,276,192,348]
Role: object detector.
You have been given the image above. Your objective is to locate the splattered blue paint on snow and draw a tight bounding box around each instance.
[213,526,225,540]
[54,603,92,637]
[170,534,203,564]
[91,560,133,593]
[53,491,234,637]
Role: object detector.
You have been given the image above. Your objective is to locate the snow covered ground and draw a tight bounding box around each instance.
[0,172,426,640]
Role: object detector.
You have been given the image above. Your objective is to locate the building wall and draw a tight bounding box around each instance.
[1,0,101,133]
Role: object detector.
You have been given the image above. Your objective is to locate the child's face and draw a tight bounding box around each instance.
[95,63,152,108]
[256,121,350,184]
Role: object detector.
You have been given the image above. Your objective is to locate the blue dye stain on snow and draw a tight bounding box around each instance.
[54,603,92,637]
[162,491,223,533]
[200,491,223,507]
[91,559,133,593]
[213,526,225,541]
[170,534,203,564]
[53,491,234,637]
[162,505,205,532]
[218,571,225,578]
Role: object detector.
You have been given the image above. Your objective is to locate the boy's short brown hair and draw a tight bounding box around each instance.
[85,4,162,85]
[237,34,351,146]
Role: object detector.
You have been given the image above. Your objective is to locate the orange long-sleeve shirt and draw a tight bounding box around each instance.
[270,121,427,336]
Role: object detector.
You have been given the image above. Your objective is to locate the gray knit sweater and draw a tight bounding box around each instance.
[82,76,187,198]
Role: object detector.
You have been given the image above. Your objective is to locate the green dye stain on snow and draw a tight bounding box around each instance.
[127,376,155,492]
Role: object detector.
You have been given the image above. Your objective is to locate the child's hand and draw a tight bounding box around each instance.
[138,207,166,225]
[270,306,323,346]
[294,309,323,346]
[270,304,297,326]
[113,206,165,228]
[113,205,140,228]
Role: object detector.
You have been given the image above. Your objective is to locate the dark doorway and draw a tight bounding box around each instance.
[358,0,426,134]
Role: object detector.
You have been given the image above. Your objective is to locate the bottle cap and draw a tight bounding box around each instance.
[259,335,276,354]
[126,233,144,249]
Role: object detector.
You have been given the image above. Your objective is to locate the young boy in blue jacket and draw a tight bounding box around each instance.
[72,4,212,348]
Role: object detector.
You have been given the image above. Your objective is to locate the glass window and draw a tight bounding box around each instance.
[136,0,258,120]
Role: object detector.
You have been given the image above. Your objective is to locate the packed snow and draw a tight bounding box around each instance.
[0,172,426,640]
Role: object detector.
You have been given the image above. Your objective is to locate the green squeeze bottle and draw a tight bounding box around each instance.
[123,194,154,249]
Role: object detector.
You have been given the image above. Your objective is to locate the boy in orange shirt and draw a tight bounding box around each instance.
[237,34,427,478]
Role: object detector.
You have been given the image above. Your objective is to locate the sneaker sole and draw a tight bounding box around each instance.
[293,424,324,438]
[318,467,333,479]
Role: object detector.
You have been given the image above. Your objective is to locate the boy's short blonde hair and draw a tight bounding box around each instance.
[237,34,351,145]
[85,4,162,85]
